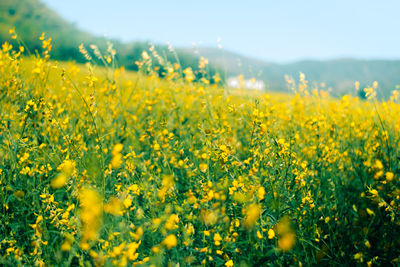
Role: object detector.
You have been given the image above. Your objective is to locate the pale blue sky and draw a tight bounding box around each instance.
[42,0,400,62]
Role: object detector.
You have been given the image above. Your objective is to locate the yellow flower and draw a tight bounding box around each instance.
[256,230,263,239]
[58,160,75,176]
[369,188,379,196]
[354,252,363,262]
[163,234,177,249]
[51,173,67,189]
[278,232,296,252]
[268,229,275,239]
[243,203,261,229]
[111,144,123,169]
[111,153,122,169]
[123,198,132,209]
[183,67,195,82]
[225,260,234,267]
[151,246,160,253]
[61,233,74,251]
[214,233,222,246]
[386,172,394,182]
[199,163,208,173]
[104,197,123,216]
[354,81,360,90]
[200,247,208,253]
[165,214,179,230]
[366,208,375,216]
[201,209,218,225]
[60,241,72,252]
[79,188,102,249]
[257,186,266,200]
[128,184,140,195]
[142,51,150,60]
[276,217,296,251]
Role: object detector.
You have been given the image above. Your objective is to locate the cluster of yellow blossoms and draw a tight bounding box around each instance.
[1,33,400,266]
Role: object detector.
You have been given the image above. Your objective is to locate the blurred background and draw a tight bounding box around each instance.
[1,0,400,98]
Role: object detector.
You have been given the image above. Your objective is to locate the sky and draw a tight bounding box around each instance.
[42,0,400,63]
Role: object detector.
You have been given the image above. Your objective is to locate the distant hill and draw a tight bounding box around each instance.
[1,0,399,97]
[268,59,400,97]
[0,0,219,78]
[0,0,99,60]
[186,47,400,98]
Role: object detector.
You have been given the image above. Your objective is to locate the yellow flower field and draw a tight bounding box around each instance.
[1,36,400,266]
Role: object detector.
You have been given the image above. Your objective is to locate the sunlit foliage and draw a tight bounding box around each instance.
[1,32,400,266]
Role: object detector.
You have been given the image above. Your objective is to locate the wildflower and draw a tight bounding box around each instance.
[257,186,266,200]
[142,51,150,60]
[128,184,140,195]
[30,215,43,238]
[153,143,160,151]
[123,198,132,209]
[214,233,222,246]
[369,188,379,197]
[256,230,263,239]
[373,160,383,170]
[127,242,140,260]
[366,208,375,216]
[183,67,195,82]
[391,90,399,101]
[59,160,75,176]
[364,87,376,100]
[51,160,76,188]
[386,172,394,182]
[157,175,174,200]
[79,188,102,249]
[111,144,123,169]
[354,81,360,90]
[354,252,363,262]
[104,197,123,215]
[199,163,208,173]
[51,173,67,189]
[278,232,296,252]
[151,246,160,253]
[225,260,234,267]
[201,209,218,225]
[199,57,208,69]
[60,233,74,251]
[2,42,12,53]
[243,203,261,229]
[165,214,179,230]
[268,229,275,239]
[163,234,177,249]
[276,217,296,252]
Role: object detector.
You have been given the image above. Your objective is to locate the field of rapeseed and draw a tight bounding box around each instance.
[1,34,400,266]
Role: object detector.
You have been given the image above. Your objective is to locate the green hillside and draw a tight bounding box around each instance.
[0,0,220,79]
[0,0,97,60]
